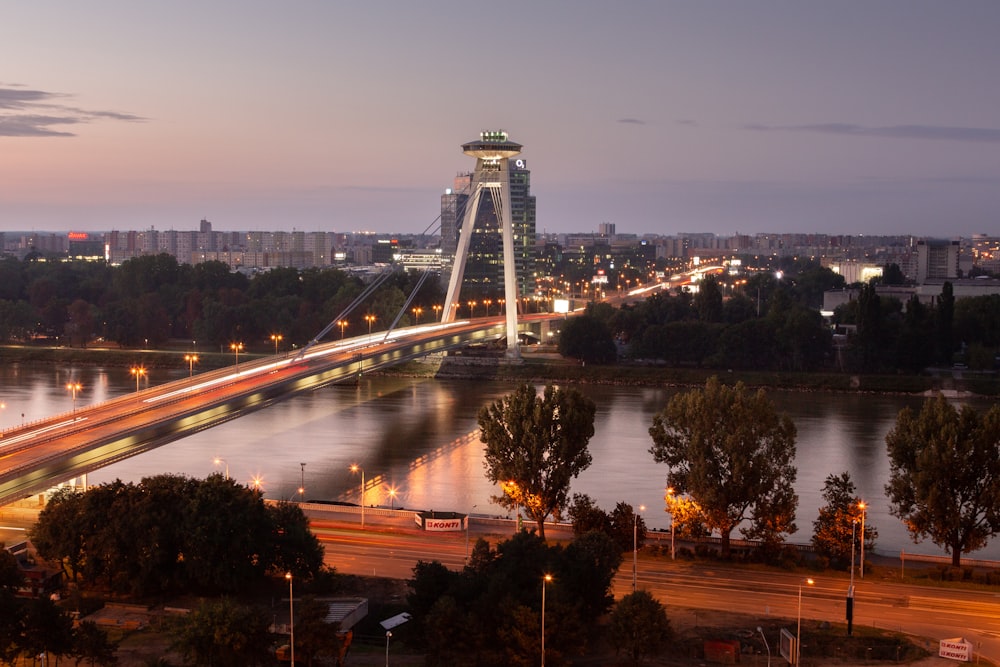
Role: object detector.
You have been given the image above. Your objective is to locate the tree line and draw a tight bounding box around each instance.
[560,266,1000,373]
[483,381,1000,569]
[0,254,443,350]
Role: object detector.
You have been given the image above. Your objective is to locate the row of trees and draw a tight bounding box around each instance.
[30,474,325,596]
[407,529,671,666]
[480,381,1000,567]
[559,266,1000,374]
[0,254,443,349]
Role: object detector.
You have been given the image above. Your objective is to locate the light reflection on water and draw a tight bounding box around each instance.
[3,363,997,560]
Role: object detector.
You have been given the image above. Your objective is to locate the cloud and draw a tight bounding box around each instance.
[0,83,145,137]
[746,122,1000,143]
[617,118,645,125]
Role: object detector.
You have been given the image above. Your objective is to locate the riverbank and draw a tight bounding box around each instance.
[2,343,998,396]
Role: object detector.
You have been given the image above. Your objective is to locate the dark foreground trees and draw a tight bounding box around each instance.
[649,377,798,556]
[479,383,597,539]
[407,530,622,667]
[30,474,324,596]
[885,397,1000,567]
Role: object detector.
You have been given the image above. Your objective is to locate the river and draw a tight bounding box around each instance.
[2,362,997,560]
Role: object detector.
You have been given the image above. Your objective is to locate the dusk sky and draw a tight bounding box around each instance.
[3,1,999,238]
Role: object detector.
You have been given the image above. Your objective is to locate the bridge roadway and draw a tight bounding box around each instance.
[0,316,554,506]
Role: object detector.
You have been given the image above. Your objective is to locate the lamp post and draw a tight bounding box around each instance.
[432,304,442,322]
[299,462,306,500]
[465,504,477,563]
[271,334,283,355]
[541,574,552,667]
[412,306,423,324]
[633,504,646,592]
[385,630,392,666]
[857,501,867,579]
[184,353,198,377]
[758,626,771,667]
[351,464,365,528]
[286,572,295,667]
[129,366,146,392]
[666,487,676,560]
[337,319,348,339]
[797,578,814,665]
[230,342,244,370]
[365,314,376,336]
[388,487,397,511]
[66,382,82,413]
[213,457,229,480]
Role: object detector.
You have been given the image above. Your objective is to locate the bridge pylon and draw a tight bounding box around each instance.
[441,130,522,361]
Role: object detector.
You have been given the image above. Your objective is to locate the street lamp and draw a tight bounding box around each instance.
[286,572,295,667]
[385,630,392,667]
[412,306,423,323]
[388,486,397,511]
[758,626,771,667]
[337,319,348,339]
[271,333,283,355]
[468,300,476,317]
[365,314,376,336]
[541,573,553,667]
[299,462,306,500]
[129,366,147,392]
[65,382,82,413]
[633,504,646,592]
[797,578,814,665]
[351,464,365,528]
[184,353,199,377]
[213,457,229,480]
[858,501,867,579]
[432,304,442,321]
[666,487,676,560]
[230,342,244,370]
[465,504,477,563]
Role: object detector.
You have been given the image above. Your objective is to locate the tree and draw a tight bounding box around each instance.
[567,493,611,537]
[648,377,798,556]
[609,590,672,666]
[811,472,877,569]
[479,383,597,539]
[693,274,723,322]
[885,397,1000,567]
[557,314,617,364]
[171,598,273,667]
[609,502,647,554]
[73,620,119,666]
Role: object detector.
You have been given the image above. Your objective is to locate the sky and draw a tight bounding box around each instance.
[2,1,999,238]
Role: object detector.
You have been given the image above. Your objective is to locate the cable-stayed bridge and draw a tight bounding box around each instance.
[0,315,560,506]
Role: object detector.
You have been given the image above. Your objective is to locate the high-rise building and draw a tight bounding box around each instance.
[440,153,535,297]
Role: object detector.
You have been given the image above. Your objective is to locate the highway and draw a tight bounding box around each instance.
[307,506,1000,662]
[0,316,549,505]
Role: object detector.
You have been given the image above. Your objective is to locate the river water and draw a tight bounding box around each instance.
[3,363,998,560]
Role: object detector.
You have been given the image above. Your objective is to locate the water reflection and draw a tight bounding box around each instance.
[3,363,998,560]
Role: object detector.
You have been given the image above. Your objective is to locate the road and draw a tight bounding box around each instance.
[307,505,1000,662]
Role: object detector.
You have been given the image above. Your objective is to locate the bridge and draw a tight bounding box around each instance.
[0,315,558,506]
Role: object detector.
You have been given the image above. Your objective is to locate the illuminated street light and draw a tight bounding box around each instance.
[388,486,397,510]
[184,353,199,377]
[541,574,553,667]
[230,342,244,370]
[251,475,264,493]
[299,462,306,500]
[432,304,442,321]
[213,457,229,480]
[270,333,283,355]
[129,366,147,392]
[666,487,676,560]
[364,314,376,336]
[65,382,82,413]
[633,504,646,592]
[797,578,815,665]
[351,464,365,528]
[337,319,348,339]
[385,630,392,667]
[858,501,867,579]
[286,572,295,667]
[412,306,423,323]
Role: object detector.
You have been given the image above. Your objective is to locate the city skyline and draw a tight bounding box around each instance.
[2,2,999,237]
